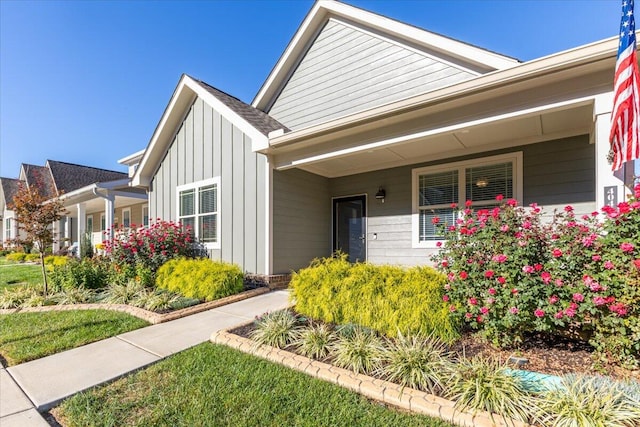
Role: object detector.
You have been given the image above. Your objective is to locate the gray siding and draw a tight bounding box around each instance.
[268,19,475,130]
[149,98,267,274]
[325,135,595,267]
[272,169,331,273]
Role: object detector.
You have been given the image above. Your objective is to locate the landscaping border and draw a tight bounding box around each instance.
[211,328,532,427]
[0,287,271,324]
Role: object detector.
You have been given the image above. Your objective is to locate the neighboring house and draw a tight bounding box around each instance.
[0,156,147,253]
[132,0,634,284]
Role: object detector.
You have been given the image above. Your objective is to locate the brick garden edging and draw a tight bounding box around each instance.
[0,287,271,324]
[211,329,532,427]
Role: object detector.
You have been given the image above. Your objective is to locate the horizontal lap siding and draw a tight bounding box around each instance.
[272,169,330,273]
[268,19,474,130]
[327,135,595,267]
[149,98,267,274]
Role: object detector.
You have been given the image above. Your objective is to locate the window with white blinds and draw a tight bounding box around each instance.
[177,177,220,247]
[413,153,521,246]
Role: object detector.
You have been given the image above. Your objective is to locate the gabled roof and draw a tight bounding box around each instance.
[20,163,56,198]
[253,0,520,111]
[0,177,22,210]
[46,160,128,194]
[132,74,286,187]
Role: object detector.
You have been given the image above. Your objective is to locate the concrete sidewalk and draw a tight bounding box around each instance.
[0,290,289,426]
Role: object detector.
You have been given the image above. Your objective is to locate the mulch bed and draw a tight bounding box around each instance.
[231,312,640,382]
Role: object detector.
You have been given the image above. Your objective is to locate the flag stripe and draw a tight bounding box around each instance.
[610,0,640,171]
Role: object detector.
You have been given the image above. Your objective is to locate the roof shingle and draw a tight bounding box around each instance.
[46,160,128,194]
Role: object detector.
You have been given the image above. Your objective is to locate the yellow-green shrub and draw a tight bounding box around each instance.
[44,255,69,270]
[155,258,243,301]
[24,253,40,262]
[291,255,458,342]
[6,252,26,263]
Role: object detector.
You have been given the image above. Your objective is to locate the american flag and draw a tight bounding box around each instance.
[610,0,640,171]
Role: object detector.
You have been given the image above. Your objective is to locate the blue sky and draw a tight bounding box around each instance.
[0,0,621,177]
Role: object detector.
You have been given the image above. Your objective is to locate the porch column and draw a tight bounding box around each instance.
[77,203,86,258]
[593,92,630,211]
[104,193,115,241]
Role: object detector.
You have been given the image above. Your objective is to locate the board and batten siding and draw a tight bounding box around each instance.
[327,135,595,267]
[149,98,267,275]
[268,19,475,130]
[272,168,331,274]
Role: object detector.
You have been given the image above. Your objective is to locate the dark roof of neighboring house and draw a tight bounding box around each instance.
[0,177,23,209]
[21,163,56,198]
[46,160,128,194]
[192,77,288,136]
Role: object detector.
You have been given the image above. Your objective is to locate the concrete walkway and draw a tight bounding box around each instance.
[0,290,289,426]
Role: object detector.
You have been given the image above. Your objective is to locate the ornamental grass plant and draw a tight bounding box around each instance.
[250,310,302,349]
[294,322,335,359]
[332,324,385,374]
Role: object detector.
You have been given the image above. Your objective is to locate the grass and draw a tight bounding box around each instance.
[56,343,456,427]
[0,310,149,366]
[0,261,43,290]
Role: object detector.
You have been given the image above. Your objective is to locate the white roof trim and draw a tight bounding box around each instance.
[132,75,269,187]
[118,149,145,165]
[252,0,519,110]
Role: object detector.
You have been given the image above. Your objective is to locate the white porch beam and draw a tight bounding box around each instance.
[104,193,115,241]
[77,203,86,258]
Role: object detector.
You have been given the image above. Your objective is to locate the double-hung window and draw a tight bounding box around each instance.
[177,177,220,248]
[412,152,522,247]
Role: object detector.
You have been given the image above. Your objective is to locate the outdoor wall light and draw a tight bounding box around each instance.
[375,187,386,203]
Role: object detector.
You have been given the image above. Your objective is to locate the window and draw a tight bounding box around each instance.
[122,208,131,228]
[100,214,106,233]
[86,215,93,233]
[412,152,522,247]
[142,205,149,227]
[5,218,11,241]
[177,177,220,248]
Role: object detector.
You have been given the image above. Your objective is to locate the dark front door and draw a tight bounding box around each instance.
[333,195,366,262]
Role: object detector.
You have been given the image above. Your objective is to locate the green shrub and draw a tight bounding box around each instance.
[24,253,40,262]
[379,332,451,394]
[332,325,385,374]
[0,287,40,308]
[6,252,26,263]
[536,375,640,427]
[44,255,69,270]
[156,258,243,301]
[291,255,457,341]
[53,287,97,305]
[446,356,534,423]
[49,258,109,291]
[250,310,301,349]
[100,281,146,305]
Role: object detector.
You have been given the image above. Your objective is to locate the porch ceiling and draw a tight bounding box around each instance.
[272,101,594,178]
[64,196,146,216]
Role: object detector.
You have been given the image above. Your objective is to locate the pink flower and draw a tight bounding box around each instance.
[620,242,635,253]
[552,248,563,258]
[522,265,534,274]
[572,293,584,303]
[564,205,574,212]
[604,260,615,270]
[465,200,473,207]
[480,306,489,315]
[441,260,448,267]
[487,297,495,305]
[444,284,451,290]
[554,311,564,319]
[534,309,545,318]
[459,271,468,280]
[442,295,450,302]
[492,254,508,263]
[592,254,601,262]
[449,305,456,312]
[565,307,577,318]
[609,302,628,316]
[447,273,456,282]
[468,297,478,306]
[541,271,552,284]
[431,217,440,225]
[509,306,519,315]
[518,240,527,247]
[511,288,518,295]
[465,312,473,319]
[497,276,506,284]
[495,194,504,202]
[436,241,442,248]
[506,199,518,207]
[500,224,509,232]
[549,295,559,304]
[488,287,497,295]
[593,296,607,306]
[476,315,484,323]
[534,263,543,272]
[450,203,458,209]
[484,270,495,278]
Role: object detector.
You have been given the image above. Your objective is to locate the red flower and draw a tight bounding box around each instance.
[552,248,563,258]
[468,297,478,306]
[534,309,545,318]
[620,242,635,253]
[484,270,495,278]
[495,194,504,202]
[459,271,468,280]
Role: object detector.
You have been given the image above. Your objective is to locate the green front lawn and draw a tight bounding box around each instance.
[0,261,43,290]
[56,343,455,427]
[0,310,149,366]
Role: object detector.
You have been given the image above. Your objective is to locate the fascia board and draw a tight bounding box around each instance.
[117,149,145,165]
[268,35,620,148]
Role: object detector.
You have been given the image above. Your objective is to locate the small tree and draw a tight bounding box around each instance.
[10,181,66,295]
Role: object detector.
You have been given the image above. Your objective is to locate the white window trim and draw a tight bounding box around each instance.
[86,215,94,233]
[176,176,221,250]
[122,208,131,228]
[142,204,149,227]
[411,152,523,248]
[100,213,106,233]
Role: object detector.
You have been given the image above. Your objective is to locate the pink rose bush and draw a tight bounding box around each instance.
[432,183,640,367]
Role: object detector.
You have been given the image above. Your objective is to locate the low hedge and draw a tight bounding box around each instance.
[155,258,244,301]
[290,255,458,342]
[6,252,27,263]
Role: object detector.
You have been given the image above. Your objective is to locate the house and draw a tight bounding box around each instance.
[1,157,147,252]
[131,0,633,284]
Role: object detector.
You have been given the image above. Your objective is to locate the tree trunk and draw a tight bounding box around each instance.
[40,251,48,296]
